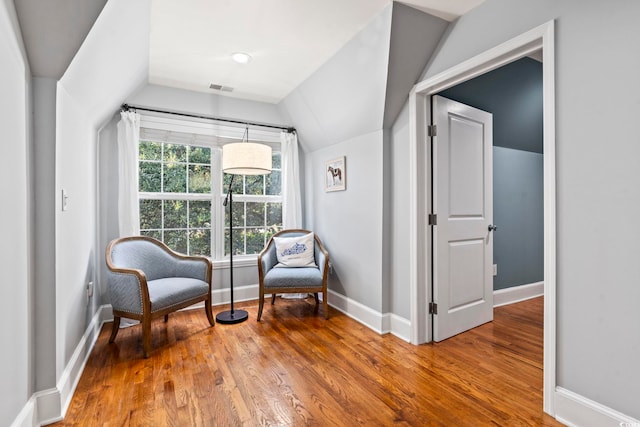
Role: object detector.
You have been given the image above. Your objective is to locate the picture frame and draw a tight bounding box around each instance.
[325,156,346,192]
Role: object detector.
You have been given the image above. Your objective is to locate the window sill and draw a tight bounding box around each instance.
[212,255,258,269]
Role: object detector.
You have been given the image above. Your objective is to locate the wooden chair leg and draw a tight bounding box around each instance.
[323,290,329,320]
[257,287,265,321]
[109,316,121,343]
[164,314,169,322]
[314,292,319,305]
[142,315,152,358]
[271,294,276,304]
[205,298,215,326]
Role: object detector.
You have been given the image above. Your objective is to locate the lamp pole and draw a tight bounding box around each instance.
[216,174,248,324]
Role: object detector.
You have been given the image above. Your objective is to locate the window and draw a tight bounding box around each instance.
[138,125,282,260]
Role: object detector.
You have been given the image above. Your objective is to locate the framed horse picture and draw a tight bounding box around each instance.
[325,156,346,192]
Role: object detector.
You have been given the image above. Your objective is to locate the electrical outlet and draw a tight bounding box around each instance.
[86,281,94,299]
[492,264,497,276]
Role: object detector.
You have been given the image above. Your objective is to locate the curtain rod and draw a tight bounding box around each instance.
[120,104,296,133]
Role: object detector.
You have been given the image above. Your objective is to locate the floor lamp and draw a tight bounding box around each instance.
[216,129,272,324]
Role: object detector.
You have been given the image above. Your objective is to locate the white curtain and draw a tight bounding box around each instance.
[116,111,141,237]
[281,131,302,229]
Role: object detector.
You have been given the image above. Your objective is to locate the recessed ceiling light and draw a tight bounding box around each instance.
[231,52,252,64]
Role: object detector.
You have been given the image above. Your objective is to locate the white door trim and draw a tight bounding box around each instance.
[408,20,556,415]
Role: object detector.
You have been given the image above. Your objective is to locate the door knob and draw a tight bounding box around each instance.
[488,224,497,232]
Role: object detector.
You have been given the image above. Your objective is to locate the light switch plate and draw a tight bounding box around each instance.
[62,189,69,211]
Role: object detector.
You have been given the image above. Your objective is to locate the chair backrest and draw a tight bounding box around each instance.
[108,237,178,281]
[267,229,326,268]
[273,230,310,239]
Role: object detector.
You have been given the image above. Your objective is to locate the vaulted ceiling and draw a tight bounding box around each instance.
[14,0,484,104]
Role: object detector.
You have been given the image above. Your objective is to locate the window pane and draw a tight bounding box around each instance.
[165,229,188,254]
[189,200,211,228]
[139,141,162,161]
[224,201,244,227]
[246,228,266,254]
[189,164,211,193]
[164,200,187,229]
[189,146,210,164]
[246,202,265,227]
[223,173,243,194]
[272,153,281,169]
[189,229,211,256]
[245,175,264,195]
[266,170,281,195]
[164,144,187,162]
[164,163,187,193]
[140,199,162,229]
[225,229,245,255]
[139,162,162,192]
[265,227,278,243]
[266,202,282,227]
[141,229,162,241]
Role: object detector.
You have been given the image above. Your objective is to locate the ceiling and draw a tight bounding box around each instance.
[14,0,485,104]
[149,0,485,104]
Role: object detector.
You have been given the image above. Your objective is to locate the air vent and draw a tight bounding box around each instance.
[209,83,234,92]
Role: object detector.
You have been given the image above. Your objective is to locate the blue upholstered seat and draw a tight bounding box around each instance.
[263,267,323,289]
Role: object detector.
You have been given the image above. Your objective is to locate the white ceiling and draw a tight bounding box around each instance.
[149,0,485,104]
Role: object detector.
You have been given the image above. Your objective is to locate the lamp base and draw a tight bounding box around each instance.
[216,309,249,324]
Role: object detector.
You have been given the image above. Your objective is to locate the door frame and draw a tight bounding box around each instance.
[408,20,556,415]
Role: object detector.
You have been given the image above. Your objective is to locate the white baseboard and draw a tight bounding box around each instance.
[555,387,640,427]
[10,395,36,427]
[385,313,412,342]
[18,305,112,427]
[212,284,258,305]
[328,290,410,341]
[493,281,544,307]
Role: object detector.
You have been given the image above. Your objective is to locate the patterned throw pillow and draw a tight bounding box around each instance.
[273,232,316,268]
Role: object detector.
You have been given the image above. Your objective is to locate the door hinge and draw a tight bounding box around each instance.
[429,302,438,315]
[427,124,437,137]
[428,213,437,226]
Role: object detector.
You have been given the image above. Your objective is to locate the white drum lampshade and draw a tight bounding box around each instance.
[222,142,272,175]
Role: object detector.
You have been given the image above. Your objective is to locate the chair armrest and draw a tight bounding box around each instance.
[258,238,278,279]
[106,267,149,316]
[314,236,330,278]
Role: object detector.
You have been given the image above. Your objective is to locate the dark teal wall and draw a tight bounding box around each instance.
[440,57,543,153]
[439,57,543,290]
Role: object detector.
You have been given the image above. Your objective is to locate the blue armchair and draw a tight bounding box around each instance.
[105,236,215,357]
[257,229,330,320]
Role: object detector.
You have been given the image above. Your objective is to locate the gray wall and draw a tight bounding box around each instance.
[493,146,543,289]
[304,131,385,312]
[389,101,411,319]
[0,1,31,425]
[439,57,544,290]
[420,0,640,418]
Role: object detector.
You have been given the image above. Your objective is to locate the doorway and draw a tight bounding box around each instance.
[408,21,556,415]
[432,55,544,340]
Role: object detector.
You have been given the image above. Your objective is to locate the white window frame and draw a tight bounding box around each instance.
[138,114,283,264]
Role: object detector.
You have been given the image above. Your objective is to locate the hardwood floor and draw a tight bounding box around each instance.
[51,296,563,426]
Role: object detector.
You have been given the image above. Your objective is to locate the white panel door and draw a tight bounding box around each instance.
[432,95,494,341]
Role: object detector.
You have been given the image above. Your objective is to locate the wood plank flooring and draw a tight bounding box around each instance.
[50,296,563,426]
